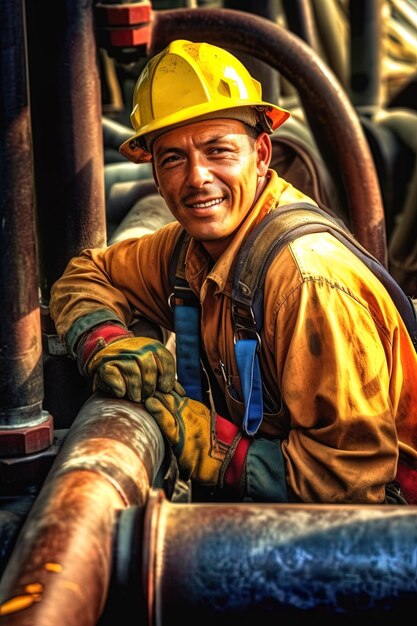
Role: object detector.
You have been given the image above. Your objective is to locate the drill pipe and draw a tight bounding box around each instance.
[0,393,164,626]
[150,7,387,266]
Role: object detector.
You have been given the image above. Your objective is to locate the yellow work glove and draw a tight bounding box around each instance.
[145,390,251,490]
[77,323,177,402]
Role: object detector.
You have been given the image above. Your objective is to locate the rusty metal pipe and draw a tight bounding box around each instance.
[24,0,106,306]
[142,491,417,623]
[0,0,50,443]
[150,8,387,266]
[24,0,107,429]
[0,393,165,625]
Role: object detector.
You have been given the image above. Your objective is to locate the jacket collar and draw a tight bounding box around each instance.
[184,169,314,297]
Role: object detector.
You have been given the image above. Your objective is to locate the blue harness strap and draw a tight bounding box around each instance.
[169,230,204,402]
[174,304,203,402]
[170,229,265,431]
[234,338,264,435]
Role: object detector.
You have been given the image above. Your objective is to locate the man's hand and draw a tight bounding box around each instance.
[145,390,250,490]
[78,324,177,402]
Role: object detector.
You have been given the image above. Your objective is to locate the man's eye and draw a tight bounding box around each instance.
[160,154,181,166]
[208,146,234,157]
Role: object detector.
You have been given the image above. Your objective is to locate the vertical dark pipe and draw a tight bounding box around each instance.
[223,0,277,22]
[349,0,382,110]
[281,0,321,52]
[0,0,46,432]
[223,0,280,103]
[23,0,107,428]
[310,0,348,88]
[24,0,106,306]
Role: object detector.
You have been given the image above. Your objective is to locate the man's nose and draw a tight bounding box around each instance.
[186,158,213,187]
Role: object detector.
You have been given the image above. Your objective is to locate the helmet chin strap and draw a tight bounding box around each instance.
[255,107,275,134]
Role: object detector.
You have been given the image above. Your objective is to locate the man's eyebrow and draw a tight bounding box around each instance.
[204,133,229,144]
[154,145,180,159]
[154,132,235,158]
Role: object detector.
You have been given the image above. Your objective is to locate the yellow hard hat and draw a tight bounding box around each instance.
[119,39,290,163]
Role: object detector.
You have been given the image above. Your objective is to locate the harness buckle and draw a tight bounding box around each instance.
[233,324,262,351]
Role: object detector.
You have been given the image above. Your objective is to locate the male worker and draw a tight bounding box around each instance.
[50,40,417,504]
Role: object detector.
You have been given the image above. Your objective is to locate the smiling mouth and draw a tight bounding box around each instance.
[189,197,224,209]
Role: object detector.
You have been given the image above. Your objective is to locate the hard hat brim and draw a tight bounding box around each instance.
[119,102,290,164]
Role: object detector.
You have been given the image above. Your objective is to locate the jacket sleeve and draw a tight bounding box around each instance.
[243,437,288,502]
[49,222,181,353]
[264,234,402,503]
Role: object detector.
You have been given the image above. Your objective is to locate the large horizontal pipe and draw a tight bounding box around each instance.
[142,491,417,624]
[0,393,165,626]
[150,7,387,266]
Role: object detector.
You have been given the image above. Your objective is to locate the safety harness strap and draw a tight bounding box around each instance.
[174,305,203,402]
[170,230,204,402]
[234,338,264,435]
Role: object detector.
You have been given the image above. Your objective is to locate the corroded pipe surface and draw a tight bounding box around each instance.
[144,492,417,624]
[0,394,164,626]
[0,0,44,427]
[25,0,106,304]
[150,8,387,266]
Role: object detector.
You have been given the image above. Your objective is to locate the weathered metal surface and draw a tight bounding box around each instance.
[0,0,45,434]
[0,414,53,457]
[150,7,387,266]
[143,492,417,624]
[0,393,165,625]
[24,0,106,305]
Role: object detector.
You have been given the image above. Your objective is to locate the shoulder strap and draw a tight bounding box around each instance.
[232,202,417,351]
[232,200,417,436]
[169,228,191,298]
[169,229,205,402]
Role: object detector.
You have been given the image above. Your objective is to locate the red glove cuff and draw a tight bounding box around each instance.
[396,462,417,504]
[77,323,133,370]
[215,415,251,490]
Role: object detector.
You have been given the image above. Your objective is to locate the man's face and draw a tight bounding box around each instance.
[151,118,271,252]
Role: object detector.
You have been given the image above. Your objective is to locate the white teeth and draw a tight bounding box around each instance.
[191,198,223,208]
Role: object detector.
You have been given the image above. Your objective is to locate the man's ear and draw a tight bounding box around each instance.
[255,132,272,177]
